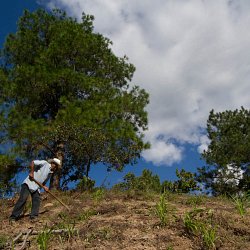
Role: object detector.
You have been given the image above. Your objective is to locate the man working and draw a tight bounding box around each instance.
[9,158,61,222]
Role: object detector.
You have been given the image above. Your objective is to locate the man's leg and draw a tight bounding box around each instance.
[10,184,30,220]
[30,190,40,219]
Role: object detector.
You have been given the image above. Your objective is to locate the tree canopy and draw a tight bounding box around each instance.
[197,107,250,195]
[0,9,149,191]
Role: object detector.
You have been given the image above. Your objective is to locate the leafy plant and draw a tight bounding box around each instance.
[155,193,170,226]
[231,195,248,216]
[64,223,77,242]
[246,190,250,200]
[114,169,161,194]
[166,246,174,250]
[0,234,7,249]
[183,208,208,235]
[76,176,95,192]
[162,169,200,194]
[183,208,219,249]
[175,169,201,193]
[0,155,18,197]
[37,228,52,250]
[78,209,97,221]
[161,180,175,193]
[92,188,105,203]
[201,224,217,250]
[183,212,200,235]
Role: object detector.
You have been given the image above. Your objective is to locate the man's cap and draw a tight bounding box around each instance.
[48,158,61,166]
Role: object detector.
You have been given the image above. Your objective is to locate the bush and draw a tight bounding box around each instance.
[113,169,161,193]
[76,176,95,191]
[175,169,200,193]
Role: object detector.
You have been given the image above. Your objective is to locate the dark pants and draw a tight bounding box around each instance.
[10,183,40,220]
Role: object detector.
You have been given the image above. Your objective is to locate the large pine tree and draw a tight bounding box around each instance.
[197,107,250,195]
[0,9,149,191]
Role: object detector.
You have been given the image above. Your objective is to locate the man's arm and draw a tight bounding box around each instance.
[29,161,35,179]
[42,173,52,192]
[30,177,49,192]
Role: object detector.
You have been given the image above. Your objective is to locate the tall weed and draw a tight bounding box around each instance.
[37,228,52,250]
[231,194,249,216]
[183,208,218,249]
[155,194,170,226]
[201,224,217,250]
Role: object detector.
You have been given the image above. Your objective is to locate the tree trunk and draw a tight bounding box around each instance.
[49,142,64,190]
[86,158,91,178]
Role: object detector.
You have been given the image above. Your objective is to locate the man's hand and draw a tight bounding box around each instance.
[43,186,49,192]
[29,161,35,180]
[29,173,34,180]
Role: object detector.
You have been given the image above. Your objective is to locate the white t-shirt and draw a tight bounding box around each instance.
[23,160,53,192]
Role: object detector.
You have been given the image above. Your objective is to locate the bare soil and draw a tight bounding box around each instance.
[0,191,249,249]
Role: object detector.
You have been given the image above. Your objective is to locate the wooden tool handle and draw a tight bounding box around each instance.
[31,177,70,211]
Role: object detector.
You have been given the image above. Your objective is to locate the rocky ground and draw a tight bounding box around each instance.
[0,190,250,249]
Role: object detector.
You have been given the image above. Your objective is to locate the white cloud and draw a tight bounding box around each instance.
[41,0,250,165]
[142,140,183,166]
[197,135,210,154]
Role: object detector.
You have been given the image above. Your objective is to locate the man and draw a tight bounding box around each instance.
[9,158,61,222]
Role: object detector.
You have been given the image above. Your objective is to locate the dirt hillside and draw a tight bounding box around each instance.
[1,190,250,249]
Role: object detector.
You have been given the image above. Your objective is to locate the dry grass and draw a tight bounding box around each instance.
[0,190,249,249]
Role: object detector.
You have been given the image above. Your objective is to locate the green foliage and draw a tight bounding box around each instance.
[113,168,199,196]
[37,227,52,250]
[76,176,95,192]
[247,190,250,201]
[231,193,249,217]
[78,209,97,222]
[114,169,161,193]
[161,180,175,193]
[155,193,170,226]
[183,213,199,235]
[0,234,7,249]
[162,169,200,194]
[166,247,174,250]
[201,224,217,250]
[175,169,200,193]
[183,208,218,249]
[0,8,149,189]
[0,155,18,197]
[198,107,250,195]
[63,223,77,242]
[92,188,105,203]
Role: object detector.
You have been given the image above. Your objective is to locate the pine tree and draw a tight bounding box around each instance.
[0,9,149,190]
[197,107,250,195]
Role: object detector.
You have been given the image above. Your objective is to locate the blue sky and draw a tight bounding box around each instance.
[3,0,250,188]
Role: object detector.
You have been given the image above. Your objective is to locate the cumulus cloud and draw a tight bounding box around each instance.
[142,140,183,166]
[41,0,250,165]
[197,135,210,154]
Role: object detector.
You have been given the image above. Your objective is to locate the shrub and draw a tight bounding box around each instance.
[113,169,161,193]
[175,169,201,193]
[76,176,95,191]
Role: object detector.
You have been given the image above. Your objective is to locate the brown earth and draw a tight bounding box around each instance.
[0,190,250,249]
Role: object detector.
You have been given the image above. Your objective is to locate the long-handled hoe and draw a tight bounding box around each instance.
[31,177,70,211]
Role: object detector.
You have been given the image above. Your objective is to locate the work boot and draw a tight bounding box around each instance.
[9,217,18,225]
[30,216,39,223]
